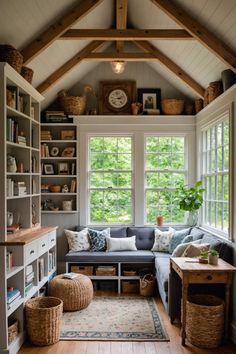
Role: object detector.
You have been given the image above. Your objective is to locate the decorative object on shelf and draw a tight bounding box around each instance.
[0,44,23,73]
[21,66,34,84]
[32,204,37,226]
[41,184,50,193]
[58,162,69,175]
[50,147,59,157]
[208,81,223,103]
[131,102,142,115]
[50,185,61,193]
[161,98,184,115]
[221,69,236,91]
[62,200,73,211]
[58,90,86,115]
[203,87,209,107]
[185,103,194,115]
[195,98,203,113]
[174,181,205,226]
[44,164,54,175]
[208,249,219,265]
[45,111,68,123]
[83,85,98,115]
[7,211,13,226]
[61,147,75,157]
[156,215,164,226]
[99,80,136,115]
[61,130,75,140]
[6,88,16,108]
[8,318,18,345]
[137,88,161,115]
[110,60,126,74]
[70,179,76,193]
[62,184,69,193]
[7,155,17,173]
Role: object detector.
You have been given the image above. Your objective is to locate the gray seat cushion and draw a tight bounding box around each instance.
[155,256,170,292]
[127,227,154,250]
[65,250,155,263]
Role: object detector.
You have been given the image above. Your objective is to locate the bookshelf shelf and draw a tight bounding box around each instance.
[6,266,24,280]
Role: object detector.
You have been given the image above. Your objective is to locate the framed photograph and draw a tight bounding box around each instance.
[61,130,75,140]
[61,147,75,157]
[58,162,69,175]
[137,88,161,114]
[99,81,136,115]
[44,164,54,175]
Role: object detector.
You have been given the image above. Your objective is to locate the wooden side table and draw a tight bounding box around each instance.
[170,257,236,346]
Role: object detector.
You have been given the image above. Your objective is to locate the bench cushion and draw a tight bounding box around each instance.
[155,255,170,292]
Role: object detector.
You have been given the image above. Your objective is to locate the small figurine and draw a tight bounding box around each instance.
[62,184,69,193]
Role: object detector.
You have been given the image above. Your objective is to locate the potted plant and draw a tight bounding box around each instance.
[208,249,219,265]
[175,181,205,226]
[199,250,209,264]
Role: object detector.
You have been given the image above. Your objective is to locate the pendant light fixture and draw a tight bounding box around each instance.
[110,60,126,74]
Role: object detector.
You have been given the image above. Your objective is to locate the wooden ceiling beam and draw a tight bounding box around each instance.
[86,52,157,60]
[60,29,193,40]
[116,0,128,52]
[36,41,104,94]
[136,41,205,98]
[21,0,104,64]
[150,0,236,73]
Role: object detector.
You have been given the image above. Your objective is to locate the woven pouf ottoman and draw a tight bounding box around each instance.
[49,274,93,311]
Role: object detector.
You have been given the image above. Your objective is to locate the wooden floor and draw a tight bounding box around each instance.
[19,292,236,354]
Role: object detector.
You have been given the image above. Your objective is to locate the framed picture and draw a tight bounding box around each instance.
[99,81,136,115]
[137,88,161,114]
[61,147,75,157]
[61,130,75,140]
[58,162,69,175]
[44,164,54,175]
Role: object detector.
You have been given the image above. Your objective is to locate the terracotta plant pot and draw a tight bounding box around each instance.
[156,216,164,226]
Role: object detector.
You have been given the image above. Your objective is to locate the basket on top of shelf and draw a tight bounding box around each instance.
[161,99,184,115]
[58,90,86,115]
[0,44,23,73]
[21,66,34,84]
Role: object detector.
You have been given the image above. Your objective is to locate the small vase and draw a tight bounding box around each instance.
[156,216,164,226]
[208,254,219,265]
[187,210,198,226]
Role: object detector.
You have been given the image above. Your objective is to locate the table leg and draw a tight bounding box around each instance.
[181,279,188,346]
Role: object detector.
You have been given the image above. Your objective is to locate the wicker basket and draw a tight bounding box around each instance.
[21,66,34,84]
[161,99,184,115]
[122,280,139,293]
[123,270,137,276]
[185,103,194,115]
[58,90,86,115]
[8,318,18,344]
[203,87,209,107]
[25,296,63,346]
[195,98,203,113]
[208,81,223,103]
[0,44,23,73]
[96,267,116,276]
[140,274,155,296]
[71,265,93,276]
[186,294,224,348]
[50,185,61,193]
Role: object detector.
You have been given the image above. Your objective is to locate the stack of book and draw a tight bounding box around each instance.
[38,258,45,282]
[6,118,18,143]
[14,181,27,196]
[7,288,21,310]
[41,130,52,141]
[49,250,56,272]
[25,265,34,295]
[45,111,67,123]
[6,251,13,271]
[70,179,76,193]
[17,134,26,146]
[40,143,50,157]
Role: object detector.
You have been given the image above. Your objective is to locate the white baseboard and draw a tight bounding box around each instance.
[231,321,236,344]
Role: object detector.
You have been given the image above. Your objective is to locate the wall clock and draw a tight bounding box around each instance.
[99,81,136,115]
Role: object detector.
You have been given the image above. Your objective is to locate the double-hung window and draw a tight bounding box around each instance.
[88,136,133,224]
[201,116,229,234]
[145,136,186,224]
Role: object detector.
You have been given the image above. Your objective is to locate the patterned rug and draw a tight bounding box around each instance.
[60,296,169,341]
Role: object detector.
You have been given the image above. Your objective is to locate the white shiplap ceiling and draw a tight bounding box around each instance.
[0,0,236,108]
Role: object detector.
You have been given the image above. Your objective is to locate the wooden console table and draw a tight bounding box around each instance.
[170,257,236,346]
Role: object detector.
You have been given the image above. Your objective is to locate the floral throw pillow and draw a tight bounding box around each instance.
[151,227,175,252]
[88,228,110,252]
[64,228,90,252]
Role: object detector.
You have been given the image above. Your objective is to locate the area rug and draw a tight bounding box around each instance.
[60,296,169,341]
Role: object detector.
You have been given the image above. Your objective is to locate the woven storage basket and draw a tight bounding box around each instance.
[122,280,139,293]
[25,296,63,346]
[0,44,23,73]
[96,267,116,276]
[8,318,18,344]
[49,274,93,311]
[195,98,203,113]
[186,294,224,348]
[21,66,34,84]
[185,103,194,115]
[208,81,223,103]
[161,99,184,115]
[140,274,155,296]
[204,87,209,107]
[71,265,93,276]
[58,90,86,115]
[123,270,137,276]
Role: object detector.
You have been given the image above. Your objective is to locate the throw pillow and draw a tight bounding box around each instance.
[151,227,175,252]
[88,228,110,252]
[182,234,194,243]
[182,243,210,257]
[168,227,191,253]
[172,239,202,257]
[64,228,90,252]
[106,236,137,252]
[190,228,204,240]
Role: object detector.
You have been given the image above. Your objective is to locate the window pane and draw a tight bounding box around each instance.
[172,154,184,169]
[146,137,159,153]
[171,137,184,153]
[146,172,159,188]
[146,154,158,169]
[158,173,172,188]
[158,154,172,169]
[159,137,172,152]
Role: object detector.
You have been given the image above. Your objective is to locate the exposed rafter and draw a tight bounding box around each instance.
[60,29,193,40]
[136,41,205,98]
[21,0,104,64]
[116,0,128,52]
[150,0,236,73]
[37,41,104,94]
[86,52,156,60]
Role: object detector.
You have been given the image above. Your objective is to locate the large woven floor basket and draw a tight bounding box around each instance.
[186,294,224,348]
[25,296,63,346]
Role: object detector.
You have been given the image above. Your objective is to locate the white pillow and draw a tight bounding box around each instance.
[172,239,202,257]
[151,227,175,252]
[106,236,137,252]
[64,228,90,252]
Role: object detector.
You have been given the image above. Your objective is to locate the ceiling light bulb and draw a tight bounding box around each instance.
[110,61,126,74]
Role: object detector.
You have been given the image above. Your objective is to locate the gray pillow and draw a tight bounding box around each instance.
[172,239,202,257]
[190,228,204,240]
[182,234,194,243]
[168,227,191,253]
[106,236,137,252]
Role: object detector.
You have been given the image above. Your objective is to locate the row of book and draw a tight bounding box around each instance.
[49,250,56,273]
[41,130,52,141]
[25,264,34,295]
[40,143,50,157]
[7,179,27,197]
[7,288,21,310]
[38,258,45,282]
[7,118,27,145]
[6,251,13,272]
